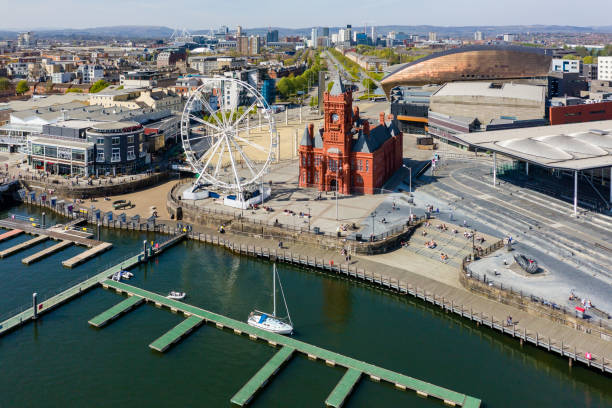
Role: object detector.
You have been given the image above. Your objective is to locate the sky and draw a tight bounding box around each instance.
[2,0,612,30]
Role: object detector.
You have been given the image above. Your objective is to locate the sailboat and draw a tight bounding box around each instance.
[247,264,294,335]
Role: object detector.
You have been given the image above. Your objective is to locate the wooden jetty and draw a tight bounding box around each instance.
[22,240,73,265]
[231,346,295,406]
[99,279,482,408]
[148,315,204,352]
[325,368,362,408]
[0,217,112,267]
[62,243,113,268]
[0,235,49,258]
[88,295,144,328]
[0,229,23,242]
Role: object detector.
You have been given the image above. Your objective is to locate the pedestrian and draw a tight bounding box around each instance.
[463,220,467,227]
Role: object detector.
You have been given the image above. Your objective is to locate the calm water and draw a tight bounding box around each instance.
[0,205,610,407]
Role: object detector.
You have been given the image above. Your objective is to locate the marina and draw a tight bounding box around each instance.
[0,216,114,268]
[0,234,49,258]
[22,240,73,265]
[1,205,611,408]
[98,279,482,408]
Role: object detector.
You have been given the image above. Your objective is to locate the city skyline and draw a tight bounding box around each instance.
[3,0,612,31]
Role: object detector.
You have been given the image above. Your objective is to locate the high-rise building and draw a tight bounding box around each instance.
[345,25,352,45]
[236,26,243,37]
[249,36,261,55]
[428,32,437,42]
[237,36,249,55]
[322,27,329,37]
[266,29,279,43]
[371,27,375,42]
[17,32,35,49]
[503,33,515,42]
[598,56,612,81]
[474,31,483,41]
[311,28,318,49]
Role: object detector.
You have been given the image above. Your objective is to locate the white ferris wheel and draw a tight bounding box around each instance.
[180,77,277,196]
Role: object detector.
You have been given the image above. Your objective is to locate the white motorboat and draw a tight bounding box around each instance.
[247,264,294,335]
[120,271,133,279]
[111,272,121,282]
[167,291,186,300]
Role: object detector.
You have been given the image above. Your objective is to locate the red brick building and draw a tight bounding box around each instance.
[298,78,403,194]
[549,100,612,125]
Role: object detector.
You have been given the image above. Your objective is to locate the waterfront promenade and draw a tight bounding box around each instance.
[169,222,612,374]
[8,192,612,375]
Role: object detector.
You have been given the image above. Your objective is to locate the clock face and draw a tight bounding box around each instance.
[331,113,339,123]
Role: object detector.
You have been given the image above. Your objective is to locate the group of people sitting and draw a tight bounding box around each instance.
[425,240,437,249]
[436,224,449,231]
[439,252,448,261]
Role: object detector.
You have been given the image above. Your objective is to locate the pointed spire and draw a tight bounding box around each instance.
[329,73,345,96]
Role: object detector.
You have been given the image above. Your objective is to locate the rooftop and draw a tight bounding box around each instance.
[432,82,545,103]
[454,120,612,171]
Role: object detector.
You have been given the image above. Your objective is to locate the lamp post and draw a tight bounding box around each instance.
[370,210,376,240]
[335,161,339,221]
[402,164,412,194]
[307,205,311,231]
[472,229,477,255]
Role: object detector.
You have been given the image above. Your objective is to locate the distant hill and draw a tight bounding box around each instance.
[0,24,611,40]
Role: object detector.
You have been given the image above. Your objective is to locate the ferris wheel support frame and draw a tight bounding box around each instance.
[180,77,278,203]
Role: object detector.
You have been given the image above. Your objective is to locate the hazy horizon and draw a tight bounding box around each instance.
[2,0,612,31]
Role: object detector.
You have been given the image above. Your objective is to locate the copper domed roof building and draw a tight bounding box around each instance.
[381,45,554,98]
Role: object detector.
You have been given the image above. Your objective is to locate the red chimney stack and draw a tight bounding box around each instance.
[379,112,385,126]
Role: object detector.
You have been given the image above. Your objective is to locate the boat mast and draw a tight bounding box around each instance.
[273,263,276,317]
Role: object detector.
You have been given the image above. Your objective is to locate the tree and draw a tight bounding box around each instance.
[362,78,376,94]
[89,79,109,94]
[0,77,10,91]
[583,55,594,64]
[276,77,291,99]
[15,80,29,95]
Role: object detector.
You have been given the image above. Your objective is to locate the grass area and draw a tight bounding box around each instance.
[357,94,385,100]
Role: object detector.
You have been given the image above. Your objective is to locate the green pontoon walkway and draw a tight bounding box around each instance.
[325,368,362,408]
[231,346,295,406]
[149,315,204,352]
[100,279,481,408]
[88,295,143,328]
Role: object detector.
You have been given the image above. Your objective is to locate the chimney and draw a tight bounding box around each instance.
[379,112,385,126]
[363,121,370,136]
[308,123,314,138]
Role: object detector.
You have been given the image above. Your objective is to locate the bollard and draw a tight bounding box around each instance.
[143,240,148,262]
[97,223,101,241]
[32,292,38,320]
[42,212,46,229]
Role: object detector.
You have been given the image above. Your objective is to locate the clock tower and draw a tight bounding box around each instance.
[321,79,353,194]
[323,81,353,157]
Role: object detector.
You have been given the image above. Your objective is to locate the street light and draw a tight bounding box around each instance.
[306,205,311,231]
[402,164,412,194]
[370,210,377,241]
[335,161,339,221]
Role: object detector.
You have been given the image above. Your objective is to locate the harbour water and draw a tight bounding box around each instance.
[0,205,611,407]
